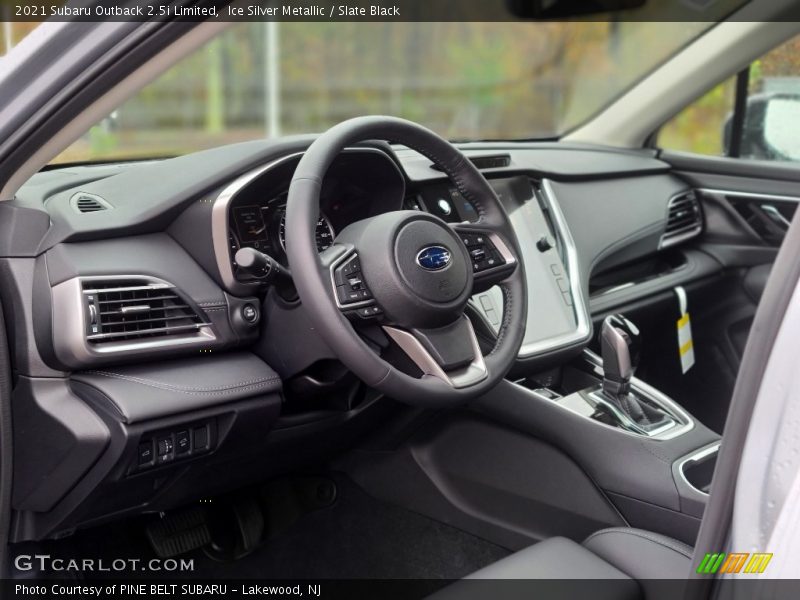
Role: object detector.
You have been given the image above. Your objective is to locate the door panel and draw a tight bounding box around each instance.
[641,152,798,432]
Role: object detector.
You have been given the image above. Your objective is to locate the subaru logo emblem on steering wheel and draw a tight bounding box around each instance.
[416,245,452,271]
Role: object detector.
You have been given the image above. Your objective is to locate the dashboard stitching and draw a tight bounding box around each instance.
[81,371,281,394]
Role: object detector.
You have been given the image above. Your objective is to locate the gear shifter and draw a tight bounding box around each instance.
[600,314,640,398]
[600,314,669,430]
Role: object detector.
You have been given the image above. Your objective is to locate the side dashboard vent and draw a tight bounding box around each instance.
[82,279,207,343]
[71,192,112,213]
[660,191,703,248]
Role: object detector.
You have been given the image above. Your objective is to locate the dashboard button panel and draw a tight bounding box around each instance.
[131,419,216,474]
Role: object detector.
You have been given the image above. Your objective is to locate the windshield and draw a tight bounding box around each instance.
[13,21,709,164]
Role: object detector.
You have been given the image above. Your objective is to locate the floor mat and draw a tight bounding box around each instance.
[35,474,509,580]
[195,474,509,579]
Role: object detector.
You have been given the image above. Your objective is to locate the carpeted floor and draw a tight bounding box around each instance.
[195,474,510,579]
[31,474,509,580]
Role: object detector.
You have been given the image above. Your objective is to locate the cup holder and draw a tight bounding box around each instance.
[680,444,719,495]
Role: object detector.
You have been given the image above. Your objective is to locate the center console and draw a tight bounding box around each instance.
[475,331,721,544]
[454,175,720,544]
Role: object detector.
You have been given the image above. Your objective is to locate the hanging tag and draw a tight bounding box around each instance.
[675,286,695,374]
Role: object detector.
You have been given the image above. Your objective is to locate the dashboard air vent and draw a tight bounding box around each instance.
[82,279,206,343]
[71,192,111,213]
[431,154,510,172]
[660,191,703,248]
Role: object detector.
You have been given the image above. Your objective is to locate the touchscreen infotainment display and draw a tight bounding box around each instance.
[471,176,580,355]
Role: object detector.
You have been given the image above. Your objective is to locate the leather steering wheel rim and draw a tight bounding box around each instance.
[286,116,527,407]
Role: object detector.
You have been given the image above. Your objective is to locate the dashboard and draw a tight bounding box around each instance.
[3,136,714,542]
[219,148,588,361]
[9,139,699,378]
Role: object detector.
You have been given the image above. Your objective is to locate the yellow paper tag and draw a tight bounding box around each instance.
[677,312,695,374]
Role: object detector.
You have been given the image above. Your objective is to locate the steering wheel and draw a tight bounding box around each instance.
[285,116,527,406]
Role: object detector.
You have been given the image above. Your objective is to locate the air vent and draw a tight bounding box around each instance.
[431,154,510,172]
[71,192,112,213]
[82,279,207,343]
[660,191,703,248]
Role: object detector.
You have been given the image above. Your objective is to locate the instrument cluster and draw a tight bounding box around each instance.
[229,192,334,263]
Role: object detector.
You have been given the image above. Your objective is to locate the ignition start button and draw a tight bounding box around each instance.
[242,303,259,324]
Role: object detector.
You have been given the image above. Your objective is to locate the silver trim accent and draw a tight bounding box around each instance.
[329,248,376,311]
[456,227,517,280]
[516,179,591,358]
[383,316,488,389]
[51,275,216,369]
[697,187,800,204]
[212,152,304,296]
[83,283,170,294]
[761,203,792,227]
[578,349,695,440]
[677,443,720,497]
[586,390,677,438]
[119,305,151,314]
[211,147,403,296]
[659,190,703,249]
[482,231,517,272]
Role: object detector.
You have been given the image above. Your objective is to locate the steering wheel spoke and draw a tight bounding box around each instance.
[452,224,518,289]
[383,315,487,389]
[327,246,384,321]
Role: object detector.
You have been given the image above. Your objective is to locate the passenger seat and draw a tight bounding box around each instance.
[430,527,692,600]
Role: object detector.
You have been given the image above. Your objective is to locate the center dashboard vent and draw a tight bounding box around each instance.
[82,279,207,343]
[431,154,511,172]
[660,190,703,249]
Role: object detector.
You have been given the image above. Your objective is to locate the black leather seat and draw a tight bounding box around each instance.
[430,527,692,600]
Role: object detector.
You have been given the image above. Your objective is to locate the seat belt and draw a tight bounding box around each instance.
[685,208,800,599]
[0,298,13,579]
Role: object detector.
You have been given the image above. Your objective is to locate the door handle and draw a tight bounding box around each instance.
[760,203,792,229]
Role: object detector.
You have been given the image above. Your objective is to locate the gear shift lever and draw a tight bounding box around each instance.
[600,314,640,398]
[599,314,668,430]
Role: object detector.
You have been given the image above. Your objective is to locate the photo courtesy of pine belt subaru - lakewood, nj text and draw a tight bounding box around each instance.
[1,1,800,599]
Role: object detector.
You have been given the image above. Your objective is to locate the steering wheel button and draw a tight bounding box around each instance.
[470,247,486,261]
[356,305,383,319]
[337,286,361,304]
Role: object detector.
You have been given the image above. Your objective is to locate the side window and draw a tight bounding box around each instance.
[659,35,800,162]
